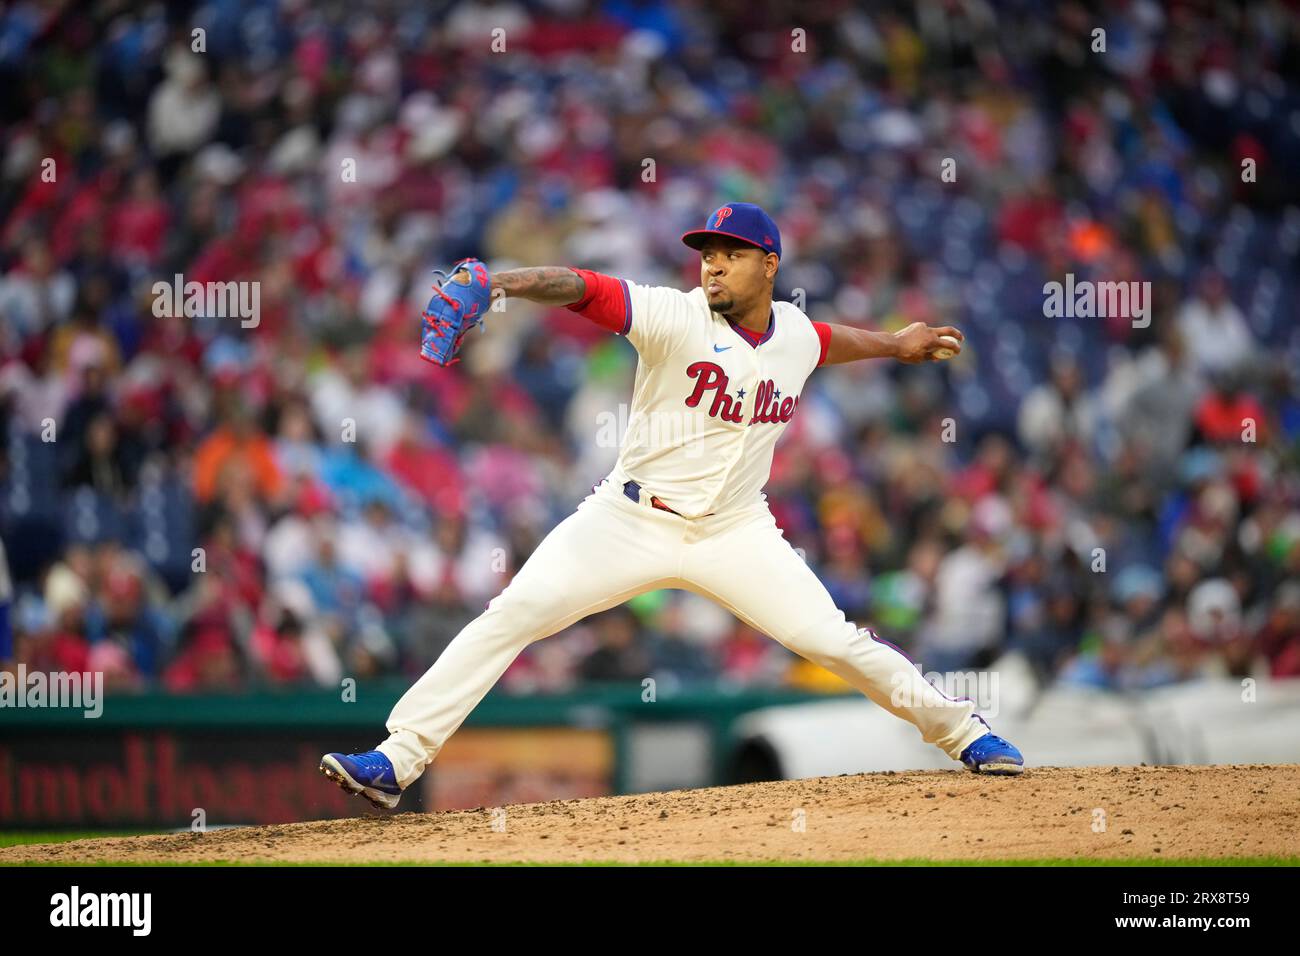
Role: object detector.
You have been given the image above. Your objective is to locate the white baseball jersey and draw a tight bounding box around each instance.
[570,273,828,518]
[371,267,996,793]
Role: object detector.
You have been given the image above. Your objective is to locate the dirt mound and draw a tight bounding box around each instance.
[4,765,1297,864]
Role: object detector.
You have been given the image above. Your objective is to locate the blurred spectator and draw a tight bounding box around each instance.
[1257,583,1300,678]
[147,51,220,161]
[579,608,651,682]
[1115,326,1199,472]
[1018,353,1098,463]
[1194,372,1268,446]
[0,238,75,338]
[919,497,1010,672]
[0,537,12,665]
[1176,271,1255,381]
[193,401,286,506]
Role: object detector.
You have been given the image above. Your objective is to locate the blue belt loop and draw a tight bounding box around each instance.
[623,480,641,503]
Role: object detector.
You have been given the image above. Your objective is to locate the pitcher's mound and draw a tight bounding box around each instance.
[4,764,1297,865]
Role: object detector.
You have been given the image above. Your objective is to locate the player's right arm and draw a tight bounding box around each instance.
[820,321,964,365]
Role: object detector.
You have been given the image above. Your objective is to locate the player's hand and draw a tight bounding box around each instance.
[893,322,964,364]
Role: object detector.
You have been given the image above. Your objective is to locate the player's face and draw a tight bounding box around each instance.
[699,238,777,315]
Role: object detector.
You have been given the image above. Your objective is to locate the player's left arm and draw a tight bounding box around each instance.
[816,321,964,366]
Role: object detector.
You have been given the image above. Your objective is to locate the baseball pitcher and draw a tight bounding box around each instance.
[321,202,1024,810]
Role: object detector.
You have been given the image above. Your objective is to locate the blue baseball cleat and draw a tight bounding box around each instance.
[320,751,403,809]
[959,733,1025,776]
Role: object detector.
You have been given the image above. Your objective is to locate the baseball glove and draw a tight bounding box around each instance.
[420,258,492,366]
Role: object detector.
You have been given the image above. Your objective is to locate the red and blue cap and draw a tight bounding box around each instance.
[681,202,781,259]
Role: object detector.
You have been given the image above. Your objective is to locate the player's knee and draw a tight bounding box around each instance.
[481,587,564,644]
[785,615,857,667]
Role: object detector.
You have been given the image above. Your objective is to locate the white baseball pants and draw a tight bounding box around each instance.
[377,478,990,788]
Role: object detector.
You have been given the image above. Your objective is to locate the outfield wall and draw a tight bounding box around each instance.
[0,682,822,828]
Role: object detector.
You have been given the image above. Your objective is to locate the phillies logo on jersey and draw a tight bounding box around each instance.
[748,378,799,424]
[683,362,799,425]
[711,207,733,229]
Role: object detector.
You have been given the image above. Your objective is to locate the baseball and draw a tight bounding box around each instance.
[933,334,961,360]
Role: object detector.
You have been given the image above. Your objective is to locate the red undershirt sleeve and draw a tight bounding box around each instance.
[564,268,632,334]
[812,320,832,366]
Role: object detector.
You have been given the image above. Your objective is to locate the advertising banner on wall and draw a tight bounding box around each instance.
[0,727,614,828]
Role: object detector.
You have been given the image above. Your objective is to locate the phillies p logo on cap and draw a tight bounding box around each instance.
[681,202,783,259]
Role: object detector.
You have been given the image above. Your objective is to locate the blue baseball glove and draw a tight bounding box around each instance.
[420,258,492,367]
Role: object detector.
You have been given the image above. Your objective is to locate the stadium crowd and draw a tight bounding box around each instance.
[1,0,1298,696]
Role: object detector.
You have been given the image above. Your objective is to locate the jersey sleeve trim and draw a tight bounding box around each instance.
[812,320,832,366]
[565,267,632,335]
[618,278,632,335]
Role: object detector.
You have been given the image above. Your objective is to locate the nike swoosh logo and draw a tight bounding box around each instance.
[713,344,731,352]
